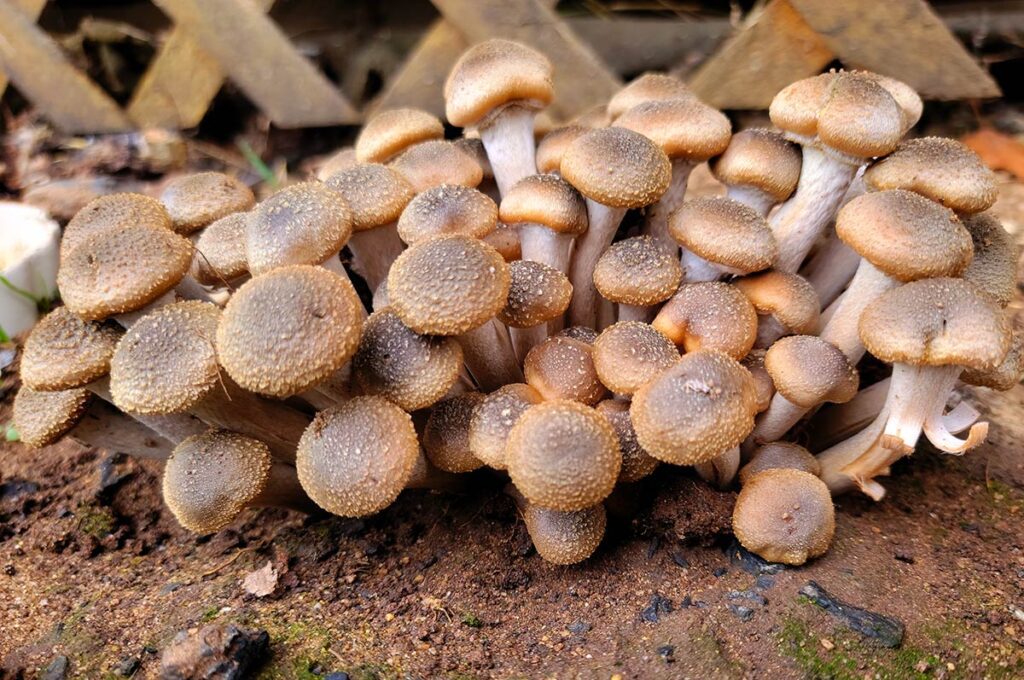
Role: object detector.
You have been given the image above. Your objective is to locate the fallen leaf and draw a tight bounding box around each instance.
[242,561,279,598]
[962,128,1024,180]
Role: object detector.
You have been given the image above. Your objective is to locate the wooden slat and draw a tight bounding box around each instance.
[0,0,46,98]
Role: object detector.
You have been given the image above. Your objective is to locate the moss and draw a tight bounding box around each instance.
[461,612,483,628]
[77,504,115,538]
[200,606,221,622]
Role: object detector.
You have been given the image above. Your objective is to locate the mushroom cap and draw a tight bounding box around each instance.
[390,140,483,193]
[733,468,834,565]
[852,71,923,133]
[444,39,554,128]
[315,146,358,180]
[397,184,497,244]
[58,225,193,320]
[110,301,222,415]
[388,234,510,336]
[162,429,272,533]
[669,198,777,274]
[606,72,695,120]
[561,128,672,209]
[961,328,1024,391]
[739,442,821,486]
[13,386,90,448]
[469,383,544,470]
[592,321,679,396]
[423,392,487,473]
[521,500,607,565]
[741,349,774,413]
[352,309,463,412]
[558,326,599,344]
[296,397,419,517]
[863,137,997,214]
[652,282,758,360]
[507,400,621,511]
[524,336,607,405]
[595,399,659,483]
[191,212,249,285]
[593,236,682,306]
[245,182,352,275]
[498,174,588,236]
[62,193,172,259]
[217,265,364,397]
[499,260,573,328]
[484,224,522,262]
[764,335,859,408]
[630,350,758,465]
[962,212,1019,308]
[535,125,588,174]
[860,277,1011,370]
[356,108,445,163]
[709,128,802,201]
[734,271,820,334]
[20,306,121,390]
[160,172,255,234]
[453,137,493,179]
[324,163,415,232]
[613,98,732,162]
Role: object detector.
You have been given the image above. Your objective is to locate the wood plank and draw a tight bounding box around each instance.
[0,0,47,98]
[569,16,730,76]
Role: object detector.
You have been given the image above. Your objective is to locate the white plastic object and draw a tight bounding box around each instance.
[0,201,60,340]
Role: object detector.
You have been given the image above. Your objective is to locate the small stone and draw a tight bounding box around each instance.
[755,575,775,590]
[799,581,904,648]
[894,549,915,564]
[915,660,930,673]
[727,541,786,575]
[160,582,182,595]
[324,673,350,680]
[3,563,15,576]
[641,594,674,623]
[669,550,690,569]
[160,624,269,679]
[728,605,754,621]
[656,645,675,663]
[116,656,140,676]
[820,638,835,651]
[567,621,591,635]
[713,567,728,577]
[42,656,69,680]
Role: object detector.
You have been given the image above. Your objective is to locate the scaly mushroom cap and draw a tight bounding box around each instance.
[390,140,483,193]
[499,260,573,328]
[739,442,821,486]
[864,137,997,214]
[484,224,521,262]
[423,392,487,473]
[595,399,659,483]
[352,309,463,412]
[594,236,682,306]
[160,172,255,234]
[507,400,621,511]
[861,278,1011,371]
[962,328,1024,391]
[709,128,802,202]
[852,71,923,133]
[558,326,599,344]
[163,429,272,533]
[110,301,221,415]
[630,350,758,465]
[13,386,90,448]
[324,163,415,232]
[58,225,193,320]
[606,72,694,120]
[520,499,607,565]
[444,39,554,128]
[469,383,544,470]
[733,468,835,565]
[191,212,249,285]
[765,335,859,408]
[592,321,679,396]
[561,128,672,209]
[297,397,419,517]
[217,266,363,397]
[315,146,357,180]
[524,336,607,405]
[397,184,497,244]
[62,193,172,259]
[535,125,588,174]
[741,350,774,413]
[356,108,445,163]
[453,137,494,179]
[962,213,1019,307]
[388,234,510,336]
[20,306,121,390]
[245,182,352,275]
[613,98,732,162]
[734,271,820,335]
[652,282,758,360]
[669,198,778,274]
[499,174,588,236]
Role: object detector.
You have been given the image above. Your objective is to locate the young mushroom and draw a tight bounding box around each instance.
[389,140,484,193]
[605,72,695,121]
[423,392,487,473]
[469,383,544,470]
[592,321,679,398]
[499,260,573,362]
[13,386,91,448]
[741,350,775,413]
[524,336,607,406]
[733,270,820,348]
[669,197,778,283]
[191,212,249,287]
[652,282,758,360]
[961,213,1019,308]
[60,193,172,260]
[355,108,445,164]
[20,306,121,391]
[739,442,821,486]
[397,184,497,246]
[507,485,607,565]
[498,173,588,275]
[159,172,255,235]
[593,236,682,323]
[709,128,802,216]
[315,146,357,180]
[595,399,659,483]
[535,125,588,175]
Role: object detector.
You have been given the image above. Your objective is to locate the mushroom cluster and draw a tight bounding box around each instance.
[14,40,1019,568]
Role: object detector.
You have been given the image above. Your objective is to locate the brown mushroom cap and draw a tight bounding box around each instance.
[160,172,255,234]
[217,265,363,397]
[739,442,821,486]
[524,336,607,405]
[519,497,607,565]
[423,392,487,473]
[397,184,497,245]
[453,137,494,179]
[630,350,758,465]
[962,212,1019,307]
[499,260,573,328]
[852,71,923,133]
[765,335,859,408]
[669,198,777,274]
[356,108,445,163]
[652,282,758,360]
[709,128,802,201]
[592,321,679,396]
[499,174,588,235]
[191,212,249,285]
[390,140,483,193]
[961,328,1024,391]
[734,271,820,335]
[324,163,415,232]
[20,306,121,390]
[13,386,90,448]
[469,383,544,470]
[297,396,419,517]
[352,309,463,411]
[741,350,774,413]
[558,326,599,344]
[388,234,510,336]
[606,72,694,120]
[535,125,588,174]
[507,400,621,511]
[595,399,659,483]
[62,193,172,259]
[561,128,672,208]
[593,236,682,306]
[613,98,732,162]
[484,224,522,262]
[315,146,357,180]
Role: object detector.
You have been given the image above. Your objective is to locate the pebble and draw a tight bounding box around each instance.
[41,656,69,680]
[567,621,591,635]
[727,590,768,606]
[799,581,905,648]
[727,541,786,575]
[324,673,350,680]
[160,624,269,679]
[728,605,754,621]
[754,575,775,590]
[713,567,728,578]
[656,645,675,663]
[116,656,140,677]
[640,594,674,623]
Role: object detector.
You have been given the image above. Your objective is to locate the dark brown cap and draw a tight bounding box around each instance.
[20,306,121,390]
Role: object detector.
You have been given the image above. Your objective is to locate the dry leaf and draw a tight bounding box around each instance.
[962,128,1024,180]
[242,561,279,598]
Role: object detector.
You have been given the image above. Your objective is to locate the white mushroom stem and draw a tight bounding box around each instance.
[519,224,574,275]
[479,105,538,198]
[694,446,740,488]
[754,315,789,349]
[617,304,652,324]
[725,185,776,217]
[321,254,368,320]
[347,224,405,292]
[69,401,175,460]
[253,462,320,514]
[750,392,811,445]
[510,324,549,365]
[596,297,617,331]
[568,201,628,328]
[809,378,890,451]
[458,318,524,391]
[679,247,724,283]
[818,260,895,364]
[802,236,861,312]
[643,160,693,252]
[87,377,207,448]
[113,290,177,328]
[176,275,231,307]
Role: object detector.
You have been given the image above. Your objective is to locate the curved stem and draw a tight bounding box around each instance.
[694,446,740,488]
[348,223,405,292]
[519,225,573,275]
[480,106,537,198]
[643,160,692,253]
[568,201,627,328]
[680,247,723,283]
[752,393,808,444]
[818,259,895,364]
[802,235,861,311]
[458,318,524,391]
[725,185,775,217]
[754,314,789,349]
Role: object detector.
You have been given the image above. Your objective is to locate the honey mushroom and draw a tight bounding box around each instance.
[669,197,778,284]
[159,171,255,235]
[606,72,695,121]
[499,173,588,275]
[355,108,445,164]
[592,321,679,399]
[535,125,588,176]
[738,442,821,486]
[961,213,1020,308]
[507,485,607,565]
[397,184,497,246]
[191,212,249,288]
[593,236,682,323]
[469,383,544,470]
[733,270,820,348]
[315,147,357,180]
[652,281,758,360]
[499,260,573,363]
[709,128,802,216]
[389,140,484,193]
[60,193,171,260]
[524,336,607,406]
[423,392,487,473]
[13,386,91,448]
[741,349,775,414]
[595,399,659,484]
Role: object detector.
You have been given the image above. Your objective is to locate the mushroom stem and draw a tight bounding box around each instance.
[347,224,405,292]
[479,105,538,197]
[643,160,693,252]
[617,304,651,324]
[87,377,208,446]
[750,392,810,444]
[801,236,861,311]
[68,399,177,461]
[113,290,177,328]
[320,255,368,319]
[510,324,549,365]
[175,275,230,307]
[808,377,890,451]
[253,462,320,514]
[694,446,740,488]
[406,450,470,492]
[519,224,573,275]
[568,201,628,328]
[818,259,896,363]
[458,319,525,391]
[725,185,775,217]
[816,411,891,499]
[754,315,789,349]
[679,247,724,283]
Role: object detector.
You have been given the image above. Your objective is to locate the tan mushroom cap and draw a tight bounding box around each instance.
[20,306,121,390]
[670,198,778,274]
[162,429,272,533]
[740,442,820,486]
[592,322,679,396]
[499,174,588,236]
[524,336,607,405]
[519,496,607,565]
[595,399,659,483]
[499,260,573,328]
[484,224,521,262]
[324,163,415,232]
[62,193,172,259]
[316,146,357,180]
[507,400,621,511]
[388,234,510,336]
[13,386,90,448]
[469,383,544,470]
[860,278,1011,371]
[58,225,193,321]
[630,350,758,465]
[245,182,352,275]
[297,396,419,517]
[444,39,554,128]
[613,98,732,162]
[765,335,858,408]
[594,236,682,306]
[453,137,493,179]
[356,108,445,163]
[558,326,598,344]
[191,212,249,285]
[397,184,497,245]
[709,128,802,202]
[652,282,758,360]
[561,128,672,208]
[535,125,588,174]
[733,468,834,565]
[962,328,1024,391]
[734,271,820,335]
[217,265,363,397]
[606,72,695,120]
[852,71,923,133]
[160,172,255,234]
[352,309,463,412]
[962,213,1019,307]
[741,350,774,413]
[423,392,487,473]
[390,140,484,193]
[864,138,997,214]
